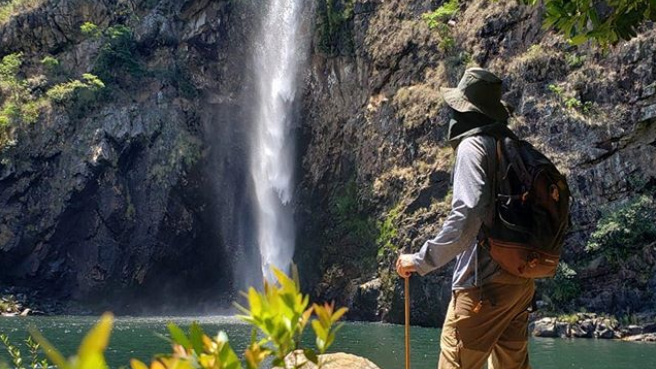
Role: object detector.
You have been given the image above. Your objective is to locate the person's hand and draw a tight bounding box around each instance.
[396,254,417,279]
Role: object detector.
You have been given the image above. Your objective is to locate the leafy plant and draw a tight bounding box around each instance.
[0,334,49,369]
[548,83,564,96]
[80,22,101,39]
[548,83,593,115]
[565,52,587,69]
[422,1,459,52]
[376,203,402,258]
[0,53,45,149]
[520,0,656,46]
[40,56,60,72]
[541,262,580,308]
[94,25,141,82]
[46,74,105,103]
[331,178,377,245]
[30,313,114,369]
[586,195,656,259]
[235,267,347,367]
[0,0,44,25]
[317,0,355,56]
[422,0,459,29]
[131,323,243,369]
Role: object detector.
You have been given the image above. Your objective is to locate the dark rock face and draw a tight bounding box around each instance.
[297,0,656,326]
[0,0,257,312]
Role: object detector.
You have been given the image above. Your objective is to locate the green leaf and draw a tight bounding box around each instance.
[78,313,113,359]
[29,329,70,369]
[188,322,204,355]
[311,320,327,340]
[331,307,348,323]
[304,349,319,365]
[167,323,192,349]
[569,34,588,45]
[130,359,149,369]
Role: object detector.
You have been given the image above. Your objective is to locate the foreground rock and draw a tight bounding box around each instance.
[279,351,380,369]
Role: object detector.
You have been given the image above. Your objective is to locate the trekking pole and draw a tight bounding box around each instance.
[404,275,411,369]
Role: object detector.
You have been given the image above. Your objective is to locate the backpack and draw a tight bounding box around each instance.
[483,136,571,278]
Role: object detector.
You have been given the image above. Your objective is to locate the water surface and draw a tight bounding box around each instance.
[1,316,655,368]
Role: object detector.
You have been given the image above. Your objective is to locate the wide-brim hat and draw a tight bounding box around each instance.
[440,67,509,121]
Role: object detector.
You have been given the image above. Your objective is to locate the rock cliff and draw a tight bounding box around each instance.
[0,0,655,324]
[298,0,656,326]
[0,0,255,312]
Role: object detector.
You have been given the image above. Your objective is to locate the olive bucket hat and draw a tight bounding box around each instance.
[441,67,509,121]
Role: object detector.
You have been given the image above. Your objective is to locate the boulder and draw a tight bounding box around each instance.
[579,319,596,337]
[626,325,644,336]
[643,323,656,333]
[623,333,656,342]
[532,318,559,338]
[594,323,616,339]
[556,322,570,338]
[350,278,382,321]
[279,351,381,369]
[570,323,592,338]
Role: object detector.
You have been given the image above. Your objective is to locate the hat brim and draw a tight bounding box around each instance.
[441,87,509,121]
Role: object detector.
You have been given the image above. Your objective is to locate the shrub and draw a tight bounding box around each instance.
[422,0,459,52]
[331,178,377,245]
[0,334,49,369]
[234,268,347,365]
[317,0,355,56]
[376,203,402,258]
[520,0,656,46]
[94,25,141,82]
[541,262,580,308]
[0,0,44,25]
[0,53,45,148]
[548,83,594,115]
[40,56,60,71]
[565,52,586,69]
[586,195,656,260]
[422,0,459,29]
[80,21,101,39]
[46,74,105,103]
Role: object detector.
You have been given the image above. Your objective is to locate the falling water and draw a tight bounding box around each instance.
[250,0,309,282]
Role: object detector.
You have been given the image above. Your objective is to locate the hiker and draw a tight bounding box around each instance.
[396,68,535,369]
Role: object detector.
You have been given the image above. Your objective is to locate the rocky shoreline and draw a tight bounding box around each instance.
[0,288,81,317]
[531,313,656,342]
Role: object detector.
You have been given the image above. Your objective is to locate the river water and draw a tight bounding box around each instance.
[0,316,654,368]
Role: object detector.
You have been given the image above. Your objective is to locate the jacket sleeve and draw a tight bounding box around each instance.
[411,137,493,276]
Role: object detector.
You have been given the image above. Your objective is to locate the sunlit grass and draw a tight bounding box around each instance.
[0,0,45,25]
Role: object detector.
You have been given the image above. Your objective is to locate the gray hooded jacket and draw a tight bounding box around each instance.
[411,134,501,289]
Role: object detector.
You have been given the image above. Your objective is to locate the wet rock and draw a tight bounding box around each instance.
[626,325,644,336]
[556,322,570,338]
[642,322,656,334]
[570,323,592,338]
[623,333,656,342]
[350,278,382,321]
[595,323,616,339]
[532,318,559,338]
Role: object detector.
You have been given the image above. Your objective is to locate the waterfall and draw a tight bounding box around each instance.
[250,0,310,282]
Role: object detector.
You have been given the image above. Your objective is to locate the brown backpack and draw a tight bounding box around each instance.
[483,136,571,278]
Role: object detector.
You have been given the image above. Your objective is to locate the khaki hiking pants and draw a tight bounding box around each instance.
[438,271,535,369]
